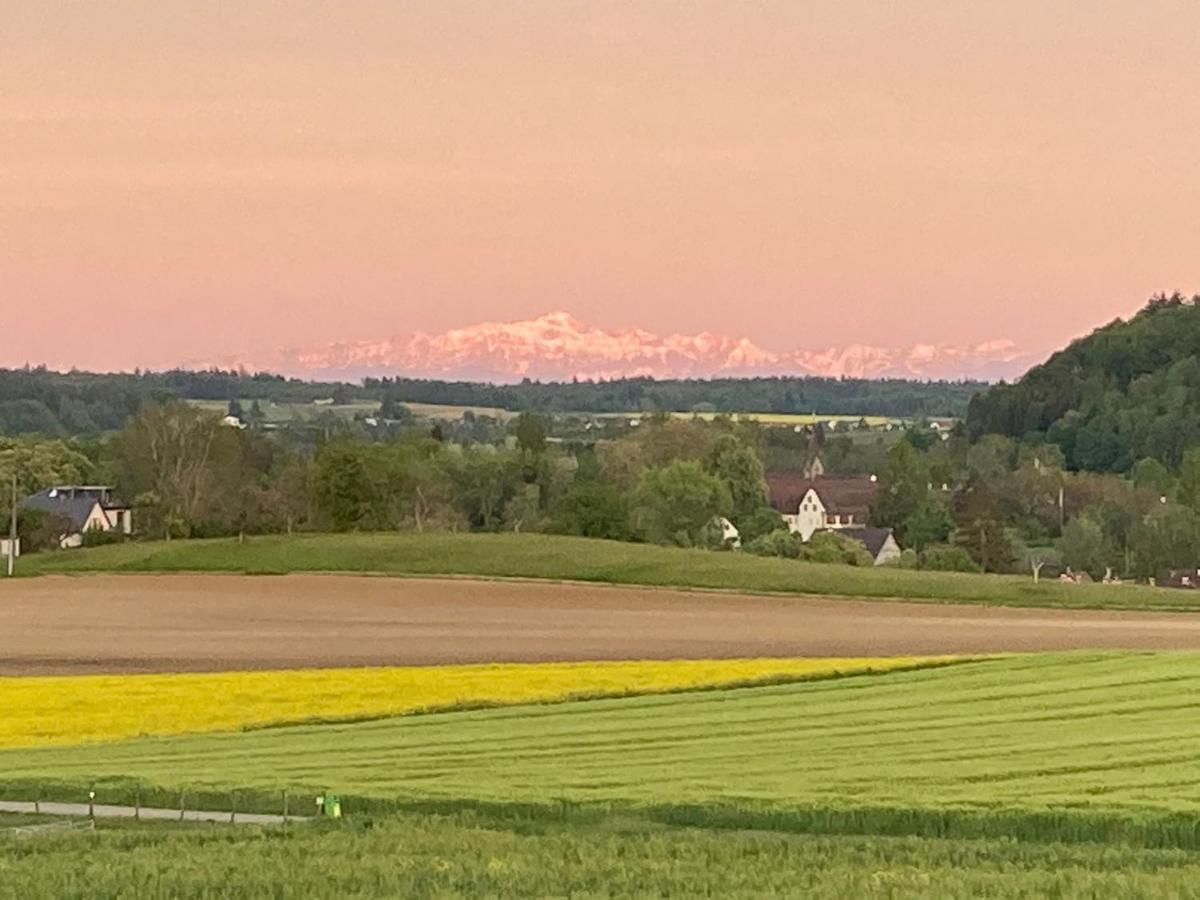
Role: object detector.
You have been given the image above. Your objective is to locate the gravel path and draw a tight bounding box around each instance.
[0,799,302,825]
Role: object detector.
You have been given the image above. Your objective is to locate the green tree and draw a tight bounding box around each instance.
[1131,458,1174,498]
[310,441,375,531]
[965,434,1017,481]
[1176,448,1200,512]
[112,402,223,538]
[15,508,73,553]
[1131,503,1200,579]
[954,517,1015,573]
[447,448,522,531]
[737,506,786,544]
[551,453,628,540]
[503,483,542,533]
[1058,514,1111,579]
[0,437,94,498]
[514,412,547,456]
[802,531,873,566]
[706,435,769,526]
[899,497,954,552]
[872,441,946,547]
[631,460,731,547]
[743,529,802,559]
[919,544,978,572]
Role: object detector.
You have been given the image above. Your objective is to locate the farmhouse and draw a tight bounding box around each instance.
[766,472,901,565]
[21,485,132,549]
[767,473,880,540]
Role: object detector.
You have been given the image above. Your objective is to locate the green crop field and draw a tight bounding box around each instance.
[15,532,1198,611]
[6,653,1200,896]
[5,653,1200,849]
[3,813,1199,899]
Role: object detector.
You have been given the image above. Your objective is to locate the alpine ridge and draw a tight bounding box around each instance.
[213,312,1033,382]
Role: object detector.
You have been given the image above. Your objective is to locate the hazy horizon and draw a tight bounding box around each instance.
[4,3,1197,376]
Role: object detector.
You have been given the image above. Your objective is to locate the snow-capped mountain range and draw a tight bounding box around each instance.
[212,312,1033,382]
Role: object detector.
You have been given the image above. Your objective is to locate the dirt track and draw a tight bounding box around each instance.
[3,574,1200,675]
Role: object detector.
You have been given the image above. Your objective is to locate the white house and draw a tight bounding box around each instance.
[767,473,880,541]
[21,486,132,549]
[766,472,901,566]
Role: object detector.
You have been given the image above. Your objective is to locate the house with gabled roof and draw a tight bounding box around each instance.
[21,485,132,549]
[766,472,901,565]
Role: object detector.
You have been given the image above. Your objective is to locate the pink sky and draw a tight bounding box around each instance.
[2,2,1198,375]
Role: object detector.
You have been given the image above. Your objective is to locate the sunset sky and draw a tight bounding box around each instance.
[3,2,1198,375]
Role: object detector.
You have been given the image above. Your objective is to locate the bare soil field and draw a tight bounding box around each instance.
[3,575,1200,675]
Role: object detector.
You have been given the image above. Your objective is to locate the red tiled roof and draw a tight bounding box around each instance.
[766,473,880,522]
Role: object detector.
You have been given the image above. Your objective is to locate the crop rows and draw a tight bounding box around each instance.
[6,811,1200,899]
[1,656,951,749]
[5,654,1199,831]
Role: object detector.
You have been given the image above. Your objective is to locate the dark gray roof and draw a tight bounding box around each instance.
[21,488,105,532]
[835,526,897,559]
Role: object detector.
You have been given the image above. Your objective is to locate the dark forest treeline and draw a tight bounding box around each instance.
[0,368,983,436]
[0,369,362,436]
[966,294,1200,471]
[362,376,984,417]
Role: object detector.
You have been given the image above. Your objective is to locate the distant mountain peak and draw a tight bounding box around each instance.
[207,311,1032,382]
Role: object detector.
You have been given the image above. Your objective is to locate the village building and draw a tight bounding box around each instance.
[766,472,902,566]
[836,526,903,566]
[21,485,132,549]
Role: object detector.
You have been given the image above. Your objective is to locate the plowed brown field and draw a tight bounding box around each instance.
[3,574,1200,675]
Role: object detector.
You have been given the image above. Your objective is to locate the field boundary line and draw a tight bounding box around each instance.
[235,654,993,734]
[0,799,304,826]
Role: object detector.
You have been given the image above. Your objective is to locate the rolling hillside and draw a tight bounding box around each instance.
[967,294,1200,470]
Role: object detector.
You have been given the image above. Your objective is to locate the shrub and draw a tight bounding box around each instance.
[81,528,128,548]
[803,531,873,567]
[744,529,802,559]
[919,544,978,572]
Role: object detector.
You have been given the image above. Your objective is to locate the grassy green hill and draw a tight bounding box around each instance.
[17,532,1200,611]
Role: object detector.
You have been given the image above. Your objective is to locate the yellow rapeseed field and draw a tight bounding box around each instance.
[4,656,959,749]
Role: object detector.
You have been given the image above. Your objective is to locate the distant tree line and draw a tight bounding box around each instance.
[0,367,983,438]
[366,375,984,418]
[0,368,363,437]
[6,403,790,553]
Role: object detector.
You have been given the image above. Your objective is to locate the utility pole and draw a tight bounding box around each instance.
[7,471,16,577]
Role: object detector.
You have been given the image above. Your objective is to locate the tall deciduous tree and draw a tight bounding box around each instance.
[113,402,222,538]
[631,460,731,547]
